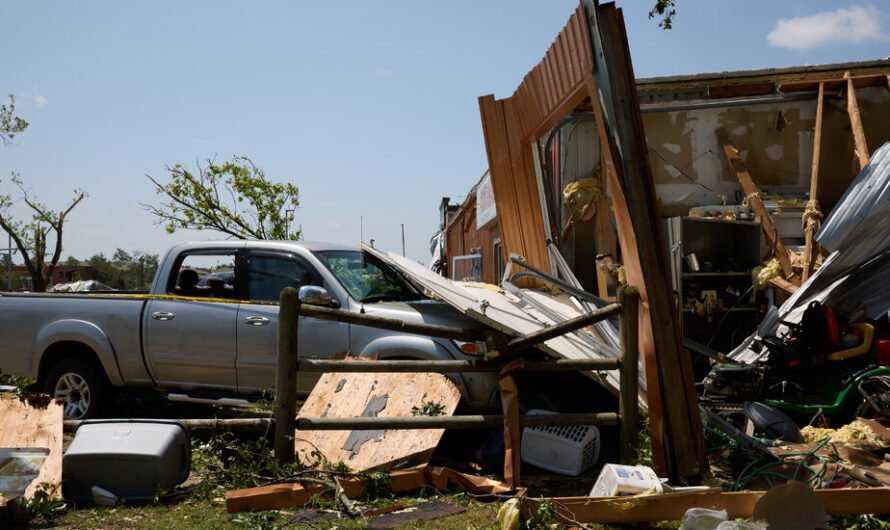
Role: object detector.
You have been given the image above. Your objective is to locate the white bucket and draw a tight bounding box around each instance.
[589,464,663,497]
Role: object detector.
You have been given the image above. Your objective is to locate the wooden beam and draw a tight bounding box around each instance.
[802,82,825,283]
[778,73,889,93]
[64,418,273,434]
[717,131,795,280]
[845,71,870,171]
[273,287,300,466]
[297,358,621,374]
[769,276,799,294]
[618,285,640,464]
[502,303,621,353]
[294,412,619,430]
[521,488,890,525]
[297,303,487,342]
[583,1,706,480]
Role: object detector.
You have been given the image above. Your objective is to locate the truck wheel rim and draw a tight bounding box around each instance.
[54,372,90,419]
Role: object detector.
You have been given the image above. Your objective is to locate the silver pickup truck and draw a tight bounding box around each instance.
[0,241,494,419]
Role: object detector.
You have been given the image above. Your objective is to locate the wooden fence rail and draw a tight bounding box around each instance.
[273,284,641,484]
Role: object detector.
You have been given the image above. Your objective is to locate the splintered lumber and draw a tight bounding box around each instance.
[584,0,706,480]
[0,394,63,499]
[64,417,272,434]
[274,287,300,466]
[226,468,420,513]
[846,71,870,171]
[717,130,795,280]
[803,82,825,282]
[618,286,640,464]
[225,466,513,513]
[778,73,889,93]
[298,303,486,342]
[520,488,890,524]
[294,372,461,471]
[769,276,799,295]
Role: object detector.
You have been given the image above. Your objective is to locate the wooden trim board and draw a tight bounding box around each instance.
[521,488,890,524]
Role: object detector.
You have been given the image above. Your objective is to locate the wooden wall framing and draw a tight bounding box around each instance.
[477,1,706,478]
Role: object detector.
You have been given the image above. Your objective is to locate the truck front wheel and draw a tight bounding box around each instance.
[44,359,108,420]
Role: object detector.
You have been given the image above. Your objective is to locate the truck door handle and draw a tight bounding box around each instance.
[243,316,270,326]
[152,311,175,321]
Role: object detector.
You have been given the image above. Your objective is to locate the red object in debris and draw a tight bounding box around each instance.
[877,339,890,366]
[823,304,841,346]
[829,477,847,488]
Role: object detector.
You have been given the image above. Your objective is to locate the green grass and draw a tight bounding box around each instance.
[34,495,501,530]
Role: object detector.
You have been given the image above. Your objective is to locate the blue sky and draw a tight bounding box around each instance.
[2,1,888,264]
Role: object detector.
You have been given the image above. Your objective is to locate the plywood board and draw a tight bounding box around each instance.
[294,372,461,471]
[0,394,63,499]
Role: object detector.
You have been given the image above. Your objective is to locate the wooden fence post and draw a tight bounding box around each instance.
[274,287,300,466]
[619,285,640,464]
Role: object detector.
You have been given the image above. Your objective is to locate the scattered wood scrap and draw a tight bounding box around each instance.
[520,487,890,525]
[294,372,461,471]
[225,466,514,513]
[0,394,63,500]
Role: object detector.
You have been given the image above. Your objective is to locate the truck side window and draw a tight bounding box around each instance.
[248,255,317,302]
[172,252,237,298]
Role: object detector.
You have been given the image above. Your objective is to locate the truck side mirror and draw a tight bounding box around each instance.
[298,285,338,308]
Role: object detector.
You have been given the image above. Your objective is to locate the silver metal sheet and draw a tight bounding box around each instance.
[730,142,890,362]
[363,244,646,401]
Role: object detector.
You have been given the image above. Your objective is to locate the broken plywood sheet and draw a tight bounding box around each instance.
[0,394,63,500]
[294,372,461,471]
[362,244,647,400]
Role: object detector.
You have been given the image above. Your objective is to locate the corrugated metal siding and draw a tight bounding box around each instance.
[478,6,595,279]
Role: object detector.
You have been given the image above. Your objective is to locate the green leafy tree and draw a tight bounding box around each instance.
[0,174,86,292]
[88,249,159,290]
[112,248,159,290]
[87,253,116,286]
[0,94,29,145]
[649,0,677,30]
[143,156,300,240]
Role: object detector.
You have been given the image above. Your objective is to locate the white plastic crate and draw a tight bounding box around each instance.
[520,409,600,476]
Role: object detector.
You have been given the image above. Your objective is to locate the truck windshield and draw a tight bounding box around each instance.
[314,250,423,303]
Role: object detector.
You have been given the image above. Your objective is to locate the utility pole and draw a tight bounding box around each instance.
[401,224,406,256]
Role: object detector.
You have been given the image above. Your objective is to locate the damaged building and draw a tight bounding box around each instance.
[438,58,890,354]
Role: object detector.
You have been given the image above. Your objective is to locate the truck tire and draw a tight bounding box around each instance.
[44,358,108,420]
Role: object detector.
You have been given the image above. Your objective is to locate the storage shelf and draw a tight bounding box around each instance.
[683,217,760,227]
[682,272,750,278]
